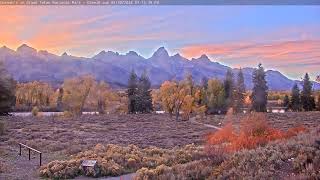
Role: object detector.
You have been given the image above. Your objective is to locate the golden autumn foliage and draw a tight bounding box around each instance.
[206,113,308,152]
[62,75,96,115]
[159,81,176,115]
[181,95,194,120]
[86,81,118,114]
[158,80,201,120]
[15,81,54,109]
[62,75,120,115]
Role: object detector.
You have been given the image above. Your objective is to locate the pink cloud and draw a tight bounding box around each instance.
[181,40,320,79]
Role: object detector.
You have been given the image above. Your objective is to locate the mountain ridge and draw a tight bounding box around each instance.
[0,44,319,90]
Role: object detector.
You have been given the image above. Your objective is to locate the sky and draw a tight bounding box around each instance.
[0,5,319,80]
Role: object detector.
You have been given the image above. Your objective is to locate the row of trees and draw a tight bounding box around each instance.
[127,70,153,113]
[283,73,318,111]
[149,68,248,120]
[15,81,54,110]
[14,75,122,115]
[1,60,319,116]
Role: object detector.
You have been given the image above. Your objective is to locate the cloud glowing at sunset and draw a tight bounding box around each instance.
[0,5,319,79]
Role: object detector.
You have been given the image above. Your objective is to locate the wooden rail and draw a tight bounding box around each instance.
[18,143,42,166]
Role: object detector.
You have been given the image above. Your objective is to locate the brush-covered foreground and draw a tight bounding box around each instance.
[39,144,206,179]
[40,129,320,179]
[1,112,320,179]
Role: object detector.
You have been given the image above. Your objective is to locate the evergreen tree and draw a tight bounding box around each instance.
[0,62,16,115]
[251,64,268,112]
[200,77,209,106]
[56,88,64,111]
[234,68,246,113]
[283,94,290,110]
[136,71,153,113]
[290,83,301,111]
[127,70,138,113]
[301,73,315,111]
[224,69,234,109]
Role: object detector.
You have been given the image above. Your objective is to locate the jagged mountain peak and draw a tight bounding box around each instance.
[0,45,14,52]
[199,54,210,60]
[17,44,37,55]
[126,50,139,57]
[92,50,106,58]
[173,53,182,57]
[93,50,120,60]
[62,52,68,56]
[98,50,106,55]
[152,47,169,58]
[105,51,119,56]
[192,54,211,63]
[1,45,8,49]
[18,43,30,48]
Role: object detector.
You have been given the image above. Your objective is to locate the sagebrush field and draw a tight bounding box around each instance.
[0,112,319,179]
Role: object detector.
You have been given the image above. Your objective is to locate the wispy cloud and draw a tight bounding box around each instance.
[181,40,320,79]
[0,6,319,79]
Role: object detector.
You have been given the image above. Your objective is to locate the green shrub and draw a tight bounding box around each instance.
[32,106,39,116]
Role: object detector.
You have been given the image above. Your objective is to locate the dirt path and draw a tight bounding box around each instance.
[0,144,42,180]
[190,117,221,130]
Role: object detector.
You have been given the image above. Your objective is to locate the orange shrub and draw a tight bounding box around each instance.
[206,113,307,152]
[206,123,236,145]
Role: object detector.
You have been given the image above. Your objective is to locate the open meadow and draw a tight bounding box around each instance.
[0,112,320,179]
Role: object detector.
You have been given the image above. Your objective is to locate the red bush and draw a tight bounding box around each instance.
[206,123,236,145]
[206,113,307,152]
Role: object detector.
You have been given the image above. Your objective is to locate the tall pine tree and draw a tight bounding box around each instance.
[127,70,138,113]
[0,62,16,115]
[283,94,290,110]
[136,71,153,113]
[224,69,234,109]
[251,64,268,112]
[301,73,315,111]
[234,68,246,113]
[290,83,301,111]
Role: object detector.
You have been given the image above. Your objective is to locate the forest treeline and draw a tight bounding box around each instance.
[0,62,319,117]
